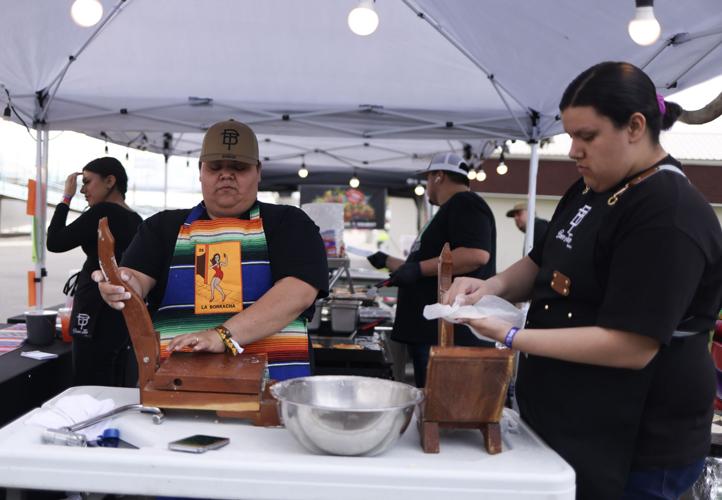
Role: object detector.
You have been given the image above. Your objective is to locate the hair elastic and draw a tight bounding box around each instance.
[656,93,666,116]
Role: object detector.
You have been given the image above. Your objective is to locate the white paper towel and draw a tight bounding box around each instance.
[25,394,116,439]
[423,295,526,342]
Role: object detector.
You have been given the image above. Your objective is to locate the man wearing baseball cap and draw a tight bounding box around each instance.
[506,202,549,251]
[94,119,328,381]
[367,152,496,387]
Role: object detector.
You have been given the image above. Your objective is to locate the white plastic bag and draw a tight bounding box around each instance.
[302,202,344,257]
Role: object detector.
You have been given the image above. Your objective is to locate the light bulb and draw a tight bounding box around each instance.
[349,176,360,188]
[414,184,425,196]
[496,161,508,175]
[628,6,661,46]
[298,166,309,178]
[348,0,379,36]
[477,170,487,181]
[71,0,103,27]
[467,170,477,181]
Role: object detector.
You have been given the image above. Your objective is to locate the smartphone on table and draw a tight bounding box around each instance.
[168,434,230,453]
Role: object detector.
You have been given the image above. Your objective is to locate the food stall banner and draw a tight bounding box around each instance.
[301,186,386,229]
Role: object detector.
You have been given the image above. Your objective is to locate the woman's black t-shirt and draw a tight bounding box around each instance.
[520,157,722,498]
[47,202,142,308]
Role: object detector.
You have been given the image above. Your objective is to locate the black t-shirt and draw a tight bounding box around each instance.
[520,157,722,498]
[392,191,496,345]
[47,202,142,358]
[121,201,329,320]
[47,202,142,307]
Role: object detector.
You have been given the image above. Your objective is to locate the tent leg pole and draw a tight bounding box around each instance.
[163,158,168,209]
[525,141,540,256]
[34,124,49,309]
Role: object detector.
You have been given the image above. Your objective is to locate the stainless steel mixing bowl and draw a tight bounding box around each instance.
[270,375,424,456]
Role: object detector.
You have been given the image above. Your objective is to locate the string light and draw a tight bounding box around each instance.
[477,169,487,182]
[628,0,661,46]
[414,183,425,196]
[2,104,11,119]
[348,0,379,36]
[496,158,508,176]
[298,160,309,179]
[467,169,477,181]
[349,174,360,188]
[70,0,103,27]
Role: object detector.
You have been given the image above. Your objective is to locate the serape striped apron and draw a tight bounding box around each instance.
[152,202,311,381]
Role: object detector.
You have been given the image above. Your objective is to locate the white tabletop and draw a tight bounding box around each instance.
[0,386,574,499]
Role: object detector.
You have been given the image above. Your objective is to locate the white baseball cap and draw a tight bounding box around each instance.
[417,152,470,177]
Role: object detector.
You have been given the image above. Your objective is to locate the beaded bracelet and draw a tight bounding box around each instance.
[214,325,240,356]
[503,327,520,349]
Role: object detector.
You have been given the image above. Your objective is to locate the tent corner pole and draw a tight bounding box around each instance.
[163,157,169,210]
[33,124,49,309]
[524,141,540,256]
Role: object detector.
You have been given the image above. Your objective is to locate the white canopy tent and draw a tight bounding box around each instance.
[1,0,721,306]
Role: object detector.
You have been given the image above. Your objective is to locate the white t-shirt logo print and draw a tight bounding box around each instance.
[556,204,592,250]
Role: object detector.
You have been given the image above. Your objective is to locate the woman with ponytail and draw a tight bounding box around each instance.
[446,62,722,499]
[47,157,142,387]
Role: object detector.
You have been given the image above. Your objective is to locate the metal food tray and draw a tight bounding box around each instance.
[359,306,393,321]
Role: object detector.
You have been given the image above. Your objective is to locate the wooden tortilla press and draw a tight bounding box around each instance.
[97,217,279,426]
[418,243,514,454]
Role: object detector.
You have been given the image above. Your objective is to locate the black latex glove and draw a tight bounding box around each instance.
[367,251,389,269]
[388,262,422,287]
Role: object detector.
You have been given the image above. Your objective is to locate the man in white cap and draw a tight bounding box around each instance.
[94,119,328,381]
[506,202,549,251]
[367,152,496,387]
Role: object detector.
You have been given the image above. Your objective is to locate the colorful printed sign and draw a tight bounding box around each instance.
[194,241,243,315]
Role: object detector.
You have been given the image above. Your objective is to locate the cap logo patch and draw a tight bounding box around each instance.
[221,128,239,150]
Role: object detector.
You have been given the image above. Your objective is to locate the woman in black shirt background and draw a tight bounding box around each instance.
[446,62,722,499]
[47,157,142,387]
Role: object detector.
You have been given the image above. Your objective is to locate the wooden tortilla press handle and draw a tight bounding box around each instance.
[97,217,160,389]
[437,243,454,347]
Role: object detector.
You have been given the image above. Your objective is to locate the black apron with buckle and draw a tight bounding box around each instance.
[517,177,660,499]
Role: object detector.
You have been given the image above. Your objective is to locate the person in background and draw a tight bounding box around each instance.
[47,157,142,387]
[445,61,722,499]
[367,152,496,387]
[93,120,328,381]
[506,202,549,252]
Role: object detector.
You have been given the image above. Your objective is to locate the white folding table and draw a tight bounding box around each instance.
[0,386,575,499]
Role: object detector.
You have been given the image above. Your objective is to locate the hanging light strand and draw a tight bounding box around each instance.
[71,0,103,27]
[496,150,508,175]
[348,0,379,36]
[349,172,360,188]
[298,157,309,179]
[628,0,661,46]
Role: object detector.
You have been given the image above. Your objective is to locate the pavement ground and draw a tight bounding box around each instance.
[0,235,83,322]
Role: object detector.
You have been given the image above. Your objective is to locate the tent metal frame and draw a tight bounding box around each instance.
[17,0,722,307]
